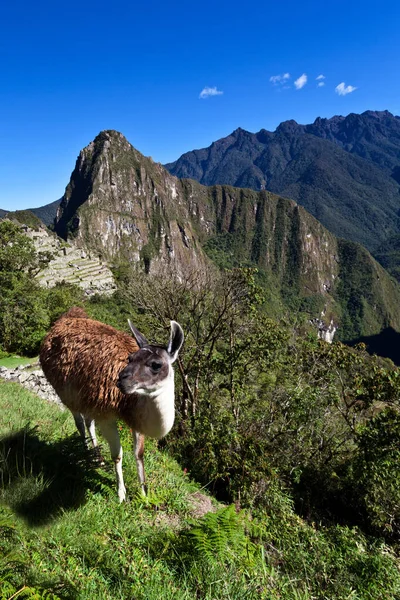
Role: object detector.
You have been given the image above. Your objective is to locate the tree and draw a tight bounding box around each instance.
[0,220,38,274]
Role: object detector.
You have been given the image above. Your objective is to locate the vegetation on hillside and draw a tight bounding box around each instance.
[1,218,400,597]
[374,233,400,282]
[4,210,44,230]
[29,198,61,227]
[1,369,400,598]
[121,265,400,539]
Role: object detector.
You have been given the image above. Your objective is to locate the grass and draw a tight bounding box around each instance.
[1,381,400,599]
[0,355,38,369]
[0,381,267,599]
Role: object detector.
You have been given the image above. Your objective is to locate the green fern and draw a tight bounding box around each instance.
[0,585,62,599]
[185,505,252,564]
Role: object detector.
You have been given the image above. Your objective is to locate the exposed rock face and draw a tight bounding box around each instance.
[53,130,400,340]
[190,184,339,297]
[312,318,337,343]
[54,131,338,295]
[55,131,206,275]
[0,364,63,408]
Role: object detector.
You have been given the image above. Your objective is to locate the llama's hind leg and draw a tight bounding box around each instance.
[84,417,98,448]
[98,420,126,502]
[84,416,105,465]
[72,412,88,447]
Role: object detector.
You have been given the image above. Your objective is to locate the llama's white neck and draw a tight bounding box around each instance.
[133,373,175,439]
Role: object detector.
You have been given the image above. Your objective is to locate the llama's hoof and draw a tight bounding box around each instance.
[91,448,106,466]
[118,486,127,503]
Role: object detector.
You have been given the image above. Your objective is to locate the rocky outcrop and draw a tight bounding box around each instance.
[54,131,339,295]
[55,130,207,276]
[311,317,337,343]
[0,364,63,408]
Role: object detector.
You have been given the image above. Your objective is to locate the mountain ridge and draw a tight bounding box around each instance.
[52,129,400,342]
[165,110,400,253]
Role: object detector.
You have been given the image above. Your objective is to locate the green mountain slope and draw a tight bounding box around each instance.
[29,198,61,226]
[166,110,400,253]
[52,130,400,341]
[2,361,400,598]
[0,201,61,226]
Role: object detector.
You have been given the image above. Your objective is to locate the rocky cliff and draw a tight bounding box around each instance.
[55,131,338,293]
[55,131,206,275]
[54,130,400,341]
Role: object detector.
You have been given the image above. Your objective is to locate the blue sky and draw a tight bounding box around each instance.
[1,0,399,210]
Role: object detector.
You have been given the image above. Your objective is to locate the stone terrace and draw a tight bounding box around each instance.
[24,226,116,296]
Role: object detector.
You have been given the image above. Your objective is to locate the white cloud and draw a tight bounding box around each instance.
[316,74,325,80]
[269,73,291,84]
[294,73,307,90]
[335,82,357,96]
[199,86,224,99]
[317,81,325,87]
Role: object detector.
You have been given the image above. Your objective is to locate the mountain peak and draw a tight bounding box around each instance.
[230,127,251,138]
[276,119,302,135]
[313,115,345,126]
[95,129,126,140]
[90,129,133,150]
[361,109,394,119]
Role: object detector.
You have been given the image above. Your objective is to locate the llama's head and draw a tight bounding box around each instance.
[117,320,184,396]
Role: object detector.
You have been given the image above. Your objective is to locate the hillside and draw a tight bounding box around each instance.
[30,197,61,226]
[0,201,61,227]
[53,129,400,342]
[54,131,207,276]
[0,214,116,296]
[166,110,400,253]
[2,318,400,598]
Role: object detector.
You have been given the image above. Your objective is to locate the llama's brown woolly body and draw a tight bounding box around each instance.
[40,308,139,419]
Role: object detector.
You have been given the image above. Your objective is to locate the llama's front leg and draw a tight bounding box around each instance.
[133,432,147,496]
[98,420,126,502]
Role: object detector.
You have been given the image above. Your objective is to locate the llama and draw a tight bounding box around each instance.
[40,307,184,501]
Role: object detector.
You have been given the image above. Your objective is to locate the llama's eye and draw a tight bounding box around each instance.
[150,361,162,372]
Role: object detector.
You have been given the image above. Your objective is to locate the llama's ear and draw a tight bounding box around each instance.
[128,320,149,349]
[167,321,184,363]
